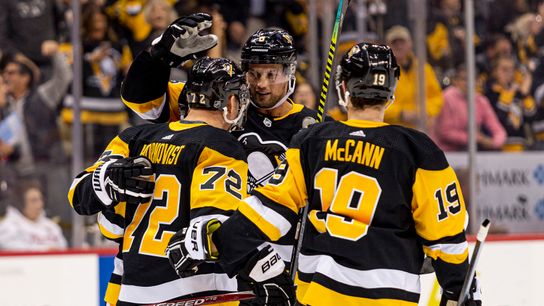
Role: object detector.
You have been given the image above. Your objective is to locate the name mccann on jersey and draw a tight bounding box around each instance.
[324,139,385,170]
[139,143,184,165]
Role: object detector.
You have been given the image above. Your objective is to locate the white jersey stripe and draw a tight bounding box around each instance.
[267,243,293,263]
[113,256,123,275]
[97,212,124,237]
[118,273,237,304]
[298,253,421,294]
[191,214,230,224]
[137,95,167,120]
[426,241,468,255]
[245,196,292,236]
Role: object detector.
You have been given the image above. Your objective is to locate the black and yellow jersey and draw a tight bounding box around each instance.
[69,121,247,305]
[484,80,537,151]
[215,119,470,306]
[120,50,319,262]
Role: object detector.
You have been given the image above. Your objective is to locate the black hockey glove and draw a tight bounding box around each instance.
[166,218,222,278]
[237,245,295,306]
[150,13,218,67]
[92,156,154,206]
[440,276,482,306]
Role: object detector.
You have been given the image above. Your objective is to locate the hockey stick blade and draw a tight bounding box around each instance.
[457,219,490,305]
[290,0,352,281]
[144,291,256,306]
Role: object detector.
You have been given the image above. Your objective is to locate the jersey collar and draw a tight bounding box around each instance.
[340,119,389,128]
[169,121,207,131]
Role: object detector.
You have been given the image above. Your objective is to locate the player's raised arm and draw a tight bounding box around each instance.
[121,13,217,122]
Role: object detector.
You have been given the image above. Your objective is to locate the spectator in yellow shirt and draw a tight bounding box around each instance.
[385,26,444,130]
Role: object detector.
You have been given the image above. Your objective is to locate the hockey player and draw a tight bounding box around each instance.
[121,20,318,262]
[169,43,482,306]
[68,56,255,305]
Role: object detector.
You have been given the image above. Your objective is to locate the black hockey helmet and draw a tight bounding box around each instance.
[185,57,250,130]
[335,42,400,106]
[241,28,297,71]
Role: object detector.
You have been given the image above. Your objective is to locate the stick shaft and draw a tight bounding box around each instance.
[290,0,351,281]
[145,291,255,306]
[457,219,490,305]
[315,0,351,123]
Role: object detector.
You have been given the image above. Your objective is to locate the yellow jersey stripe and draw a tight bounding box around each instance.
[423,245,468,264]
[61,109,128,125]
[295,277,418,306]
[67,173,90,208]
[122,95,165,119]
[412,166,466,241]
[238,200,282,241]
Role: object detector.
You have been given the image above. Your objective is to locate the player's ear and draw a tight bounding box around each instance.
[226,94,238,120]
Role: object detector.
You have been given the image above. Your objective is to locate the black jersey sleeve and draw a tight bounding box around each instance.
[68,126,141,215]
[121,50,184,123]
[409,130,470,297]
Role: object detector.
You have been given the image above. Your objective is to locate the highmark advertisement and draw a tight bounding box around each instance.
[447,152,544,233]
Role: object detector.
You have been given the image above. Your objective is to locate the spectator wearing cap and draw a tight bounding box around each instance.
[0,180,67,251]
[434,64,506,151]
[2,50,71,176]
[385,25,444,131]
[1,49,72,226]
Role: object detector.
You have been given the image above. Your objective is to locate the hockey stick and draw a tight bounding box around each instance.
[315,0,351,123]
[289,0,352,281]
[144,290,255,306]
[457,219,490,305]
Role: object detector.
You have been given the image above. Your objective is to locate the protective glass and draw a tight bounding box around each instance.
[245,66,290,86]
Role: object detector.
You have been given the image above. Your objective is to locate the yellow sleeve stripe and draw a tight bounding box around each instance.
[166,82,184,122]
[97,213,124,240]
[114,202,126,218]
[423,245,469,264]
[97,222,123,240]
[239,200,282,241]
[84,136,130,173]
[257,148,307,213]
[412,166,466,241]
[67,173,90,208]
[122,95,165,119]
[104,282,121,305]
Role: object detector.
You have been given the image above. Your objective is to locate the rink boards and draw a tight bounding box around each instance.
[0,236,543,306]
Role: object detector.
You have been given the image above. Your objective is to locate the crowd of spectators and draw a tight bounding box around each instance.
[0,0,543,247]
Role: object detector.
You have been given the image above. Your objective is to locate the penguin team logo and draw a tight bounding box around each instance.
[237,132,287,190]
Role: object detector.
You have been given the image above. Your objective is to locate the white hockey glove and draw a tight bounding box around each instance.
[237,245,296,306]
[166,218,221,278]
[440,276,482,306]
[92,156,154,206]
[150,13,218,67]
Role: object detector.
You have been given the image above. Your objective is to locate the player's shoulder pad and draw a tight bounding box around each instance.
[391,125,449,171]
[117,123,162,143]
[289,120,335,148]
[198,126,247,162]
[287,101,318,119]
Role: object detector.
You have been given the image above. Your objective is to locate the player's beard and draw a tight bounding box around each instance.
[250,81,289,109]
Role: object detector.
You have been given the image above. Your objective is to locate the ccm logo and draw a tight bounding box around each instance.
[261,253,281,273]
